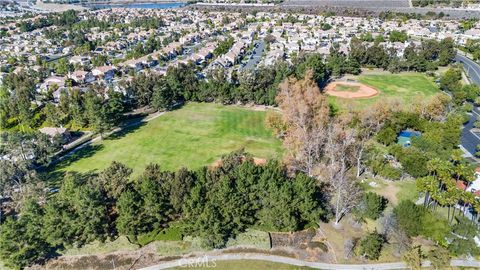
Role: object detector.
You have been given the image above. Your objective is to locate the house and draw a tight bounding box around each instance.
[69,55,91,66]
[457,167,480,197]
[92,66,116,81]
[39,126,71,141]
[39,76,66,92]
[68,70,95,84]
[52,87,68,102]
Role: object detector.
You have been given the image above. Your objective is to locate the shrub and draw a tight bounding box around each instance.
[359,231,384,260]
[393,201,424,237]
[377,127,397,146]
[377,164,402,180]
[420,211,449,245]
[402,246,423,270]
[428,247,450,270]
[355,192,388,221]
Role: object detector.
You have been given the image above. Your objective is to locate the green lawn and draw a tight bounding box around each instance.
[330,72,440,109]
[170,260,314,270]
[54,103,282,177]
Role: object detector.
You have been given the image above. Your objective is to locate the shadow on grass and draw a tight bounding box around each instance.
[106,119,147,141]
[54,144,105,169]
[42,144,105,187]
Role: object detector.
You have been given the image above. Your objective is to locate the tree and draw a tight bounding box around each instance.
[43,103,62,126]
[355,192,388,220]
[294,53,330,87]
[438,38,456,66]
[389,30,408,42]
[104,90,125,125]
[359,231,384,260]
[0,200,54,269]
[151,78,174,111]
[55,58,71,75]
[91,107,111,139]
[393,201,424,237]
[349,37,366,64]
[439,68,462,93]
[353,102,393,177]
[402,246,423,270]
[276,72,361,225]
[448,217,480,256]
[378,212,411,257]
[276,71,331,176]
[377,126,397,146]
[182,152,328,248]
[42,173,111,247]
[325,119,362,225]
[169,167,195,213]
[213,36,234,56]
[116,188,144,238]
[97,161,132,199]
[136,168,173,231]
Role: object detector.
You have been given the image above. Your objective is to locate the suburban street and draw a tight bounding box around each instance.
[455,54,480,156]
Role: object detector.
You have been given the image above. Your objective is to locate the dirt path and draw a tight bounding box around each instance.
[140,253,480,270]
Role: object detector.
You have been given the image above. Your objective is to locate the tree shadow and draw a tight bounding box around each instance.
[48,144,105,172]
[106,120,147,141]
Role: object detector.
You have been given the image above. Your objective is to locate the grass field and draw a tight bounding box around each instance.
[329,72,440,109]
[170,260,314,270]
[362,178,418,205]
[54,103,282,177]
[335,84,360,92]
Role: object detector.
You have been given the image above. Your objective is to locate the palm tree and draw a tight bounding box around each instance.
[417,176,437,208]
[444,185,462,224]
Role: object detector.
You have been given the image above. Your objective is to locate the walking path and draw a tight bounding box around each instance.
[140,253,480,270]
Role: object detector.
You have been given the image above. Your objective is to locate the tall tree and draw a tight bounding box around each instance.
[0,200,54,269]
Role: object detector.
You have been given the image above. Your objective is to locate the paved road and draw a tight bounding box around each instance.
[140,253,480,270]
[242,40,265,70]
[456,54,480,85]
[455,54,480,156]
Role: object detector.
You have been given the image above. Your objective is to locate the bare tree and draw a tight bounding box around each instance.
[344,238,356,260]
[322,120,362,225]
[276,71,362,225]
[350,100,394,178]
[413,93,451,122]
[379,212,411,257]
[276,70,330,177]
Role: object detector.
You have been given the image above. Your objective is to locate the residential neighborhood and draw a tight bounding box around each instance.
[2,2,480,270]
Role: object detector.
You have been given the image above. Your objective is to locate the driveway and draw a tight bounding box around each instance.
[242,40,265,70]
[455,54,480,156]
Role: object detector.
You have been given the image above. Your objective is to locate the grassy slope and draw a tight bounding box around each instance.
[330,73,440,109]
[54,103,282,177]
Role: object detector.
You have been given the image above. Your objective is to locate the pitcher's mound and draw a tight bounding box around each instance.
[325,81,379,99]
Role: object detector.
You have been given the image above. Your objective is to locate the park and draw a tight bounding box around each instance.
[53,102,283,176]
[326,72,441,109]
